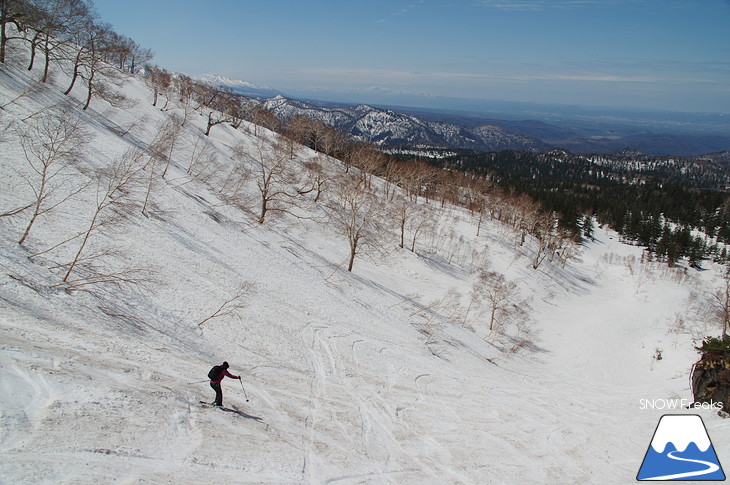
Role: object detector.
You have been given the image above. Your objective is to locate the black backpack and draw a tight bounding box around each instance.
[208,365,223,380]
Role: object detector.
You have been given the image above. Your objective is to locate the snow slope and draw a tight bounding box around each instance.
[1,55,729,485]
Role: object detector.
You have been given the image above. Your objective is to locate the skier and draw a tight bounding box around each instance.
[208,361,239,407]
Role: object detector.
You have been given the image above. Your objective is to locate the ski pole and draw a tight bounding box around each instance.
[239,377,249,402]
[187,379,210,385]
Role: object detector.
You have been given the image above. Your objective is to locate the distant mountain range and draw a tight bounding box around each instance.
[262,96,551,153]
[395,107,730,157]
[202,75,730,157]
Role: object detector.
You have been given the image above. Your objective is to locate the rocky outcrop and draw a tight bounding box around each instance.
[692,341,730,412]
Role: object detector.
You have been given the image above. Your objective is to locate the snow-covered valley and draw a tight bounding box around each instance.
[1,51,729,485]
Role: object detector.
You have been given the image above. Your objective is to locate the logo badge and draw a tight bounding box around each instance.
[637,414,725,481]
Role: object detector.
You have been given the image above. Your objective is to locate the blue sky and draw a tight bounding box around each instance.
[93,0,730,113]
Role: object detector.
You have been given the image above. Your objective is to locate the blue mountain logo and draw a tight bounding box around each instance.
[637,414,725,481]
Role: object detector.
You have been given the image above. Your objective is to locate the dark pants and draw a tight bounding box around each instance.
[210,382,223,406]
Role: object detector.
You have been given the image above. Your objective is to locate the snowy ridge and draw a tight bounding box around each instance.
[196,73,284,99]
[196,74,262,90]
[0,43,729,484]
[260,95,551,152]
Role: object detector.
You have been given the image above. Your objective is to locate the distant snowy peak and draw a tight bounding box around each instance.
[196,74,259,89]
[196,74,284,98]
[650,415,712,453]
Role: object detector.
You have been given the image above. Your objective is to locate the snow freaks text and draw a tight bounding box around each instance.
[639,399,724,411]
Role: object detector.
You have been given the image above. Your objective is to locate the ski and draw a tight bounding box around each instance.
[198,401,264,422]
[199,400,228,409]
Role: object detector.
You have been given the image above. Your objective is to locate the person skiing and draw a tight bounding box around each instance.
[208,361,239,407]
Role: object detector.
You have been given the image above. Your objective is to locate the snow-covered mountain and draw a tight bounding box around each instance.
[697,150,730,166]
[196,74,284,99]
[262,95,551,152]
[1,43,729,485]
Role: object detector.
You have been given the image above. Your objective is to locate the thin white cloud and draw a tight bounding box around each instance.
[286,66,721,86]
[476,0,713,10]
[376,0,425,23]
[476,0,621,10]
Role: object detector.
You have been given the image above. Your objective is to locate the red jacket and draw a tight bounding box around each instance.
[210,369,239,384]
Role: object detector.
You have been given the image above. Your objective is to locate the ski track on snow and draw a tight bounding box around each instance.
[1,38,728,484]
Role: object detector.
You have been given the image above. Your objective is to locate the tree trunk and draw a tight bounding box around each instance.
[141,162,155,216]
[1,21,7,64]
[205,112,214,136]
[64,209,99,282]
[258,197,267,224]
[65,67,79,95]
[41,37,51,83]
[64,51,83,95]
[399,219,405,249]
[83,68,94,110]
[348,243,357,272]
[722,280,730,341]
[27,33,39,70]
[314,183,322,203]
[18,171,46,245]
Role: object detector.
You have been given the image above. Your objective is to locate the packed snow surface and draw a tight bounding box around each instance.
[1,55,729,485]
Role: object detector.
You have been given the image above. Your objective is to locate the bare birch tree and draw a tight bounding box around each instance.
[1,0,35,64]
[27,0,90,82]
[299,157,327,203]
[159,115,182,178]
[62,13,93,96]
[408,204,436,254]
[75,22,128,111]
[318,124,348,159]
[62,148,143,283]
[172,74,196,126]
[530,211,564,270]
[16,110,89,245]
[327,174,385,272]
[249,136,300,224]
[391,195,433,252]
[393,196,411,250]
[347,143,386,188]
[472,270,518,332]
[144,64,171,107]
[246,104,277,137]
[705,265,730,340]
[204,109,229,136]
[140,116,181,215]
[185,134,217,178]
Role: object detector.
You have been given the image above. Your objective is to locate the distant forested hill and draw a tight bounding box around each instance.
[430,149,730,266]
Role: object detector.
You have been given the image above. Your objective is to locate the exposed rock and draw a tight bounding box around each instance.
[692,345,730,413]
